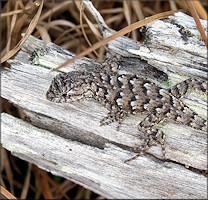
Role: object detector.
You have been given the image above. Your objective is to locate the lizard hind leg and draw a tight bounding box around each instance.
[133,112,166,160]
[148,128,166,157]
[124,128,166,163]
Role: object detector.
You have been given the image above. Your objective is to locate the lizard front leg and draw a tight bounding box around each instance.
[100,109,128,131]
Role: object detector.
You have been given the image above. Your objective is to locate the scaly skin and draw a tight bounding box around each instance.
[46,59,207,162]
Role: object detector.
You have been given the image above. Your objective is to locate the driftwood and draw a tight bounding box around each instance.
[1,3,207,199]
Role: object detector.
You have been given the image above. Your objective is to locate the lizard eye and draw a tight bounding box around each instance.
[152,131,157,137]
[62,93,67,98]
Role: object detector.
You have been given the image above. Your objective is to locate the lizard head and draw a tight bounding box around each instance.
[46,71,93,103]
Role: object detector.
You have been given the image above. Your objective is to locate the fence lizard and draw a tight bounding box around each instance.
[46,57,207,162]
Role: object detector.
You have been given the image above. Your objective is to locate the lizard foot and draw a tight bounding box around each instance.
[124,129,166,163]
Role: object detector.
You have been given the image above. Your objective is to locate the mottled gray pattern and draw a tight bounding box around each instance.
[46,58,207,162]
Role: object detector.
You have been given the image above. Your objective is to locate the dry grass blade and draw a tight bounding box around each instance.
[131,1,144,20]
[192,1,207,20]
[46,175,71,199]
[7,2,39,51]
[20,163,32,199]
[100,7,123,15]
[85,189,92,199]
[54,24,86,44]
[51,10,180,72]
[33,165,54,199]
[105,13,124,26]
[75,187,85,199]
[78,1,99,57]
[123,0,131,26]
[1,1,44,64]
[5,1,18,52]
[83,15,102,39]
[18,1,31,15]
[169,0,178,10]
[1,1,34,17]
[47,20,76,28]
[39,1,72,21]
[54,180,77,199]
[1,148,14,194]
[0,186,17,200]
[36,25,51,42]
[1,9,27,18]
[186,1,207,48]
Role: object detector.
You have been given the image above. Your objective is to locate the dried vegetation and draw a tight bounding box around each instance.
[1,1,207,199]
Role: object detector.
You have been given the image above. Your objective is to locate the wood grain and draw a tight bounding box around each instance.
[2,113,207,199]
[1,9,207,199]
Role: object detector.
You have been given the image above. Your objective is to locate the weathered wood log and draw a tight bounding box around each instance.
[2,113,207,199]
[1,5,207,199]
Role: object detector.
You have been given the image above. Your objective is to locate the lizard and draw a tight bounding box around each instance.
[46,57,207,162]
